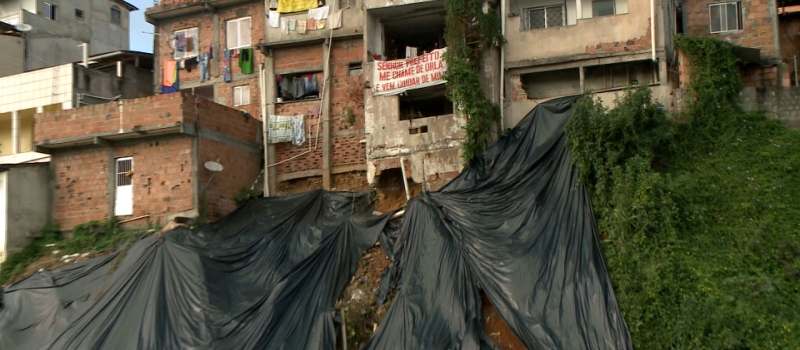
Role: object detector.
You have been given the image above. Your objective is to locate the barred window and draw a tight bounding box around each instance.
[522,5,565,31]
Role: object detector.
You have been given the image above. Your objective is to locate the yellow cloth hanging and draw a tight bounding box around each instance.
[277,0,317,13]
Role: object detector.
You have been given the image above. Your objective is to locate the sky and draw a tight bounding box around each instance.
[129,0,154,53]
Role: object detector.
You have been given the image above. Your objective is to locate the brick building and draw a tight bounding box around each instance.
[34,93,262,230]
[502,0,679,126]
[682,0,800,87]
[145,0,265,119]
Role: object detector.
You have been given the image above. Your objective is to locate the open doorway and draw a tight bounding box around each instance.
[367,3,446,61]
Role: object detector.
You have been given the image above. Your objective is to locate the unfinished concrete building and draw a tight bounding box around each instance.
[363,0,468,191]
[0,0,137,74]
[503,0,678,126]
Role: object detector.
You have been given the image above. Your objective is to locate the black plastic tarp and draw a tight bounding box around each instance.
[367,96,632,349]
[0,190,391,349]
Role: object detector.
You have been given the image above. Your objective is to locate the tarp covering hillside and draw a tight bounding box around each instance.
[367,96,632,349]
[0,190,391,349]
[0,96,631,350]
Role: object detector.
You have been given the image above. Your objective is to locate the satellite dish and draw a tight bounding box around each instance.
[15,23,32,32]
[204,161,224,172]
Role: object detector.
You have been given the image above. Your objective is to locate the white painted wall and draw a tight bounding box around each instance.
[0,171,6,263]
[0,64,74,114]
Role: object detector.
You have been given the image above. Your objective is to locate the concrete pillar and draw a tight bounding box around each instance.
[11,110,19,154]
[265,49,277,196]
[322,40,333,190]
[213,13,221,78]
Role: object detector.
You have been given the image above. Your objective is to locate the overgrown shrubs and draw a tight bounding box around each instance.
[567,35,800,349]
[443,0,504,160]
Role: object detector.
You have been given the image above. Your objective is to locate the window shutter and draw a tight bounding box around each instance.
[227,20,238,49]
[239,18,251,48]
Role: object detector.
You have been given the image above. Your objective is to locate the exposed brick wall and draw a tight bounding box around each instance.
[36,93,187,143]
[585,22,651,54]
[51,136,195,230]
[199,138,262,221]
[151,1,264,120]
[274,101,324,174]
[684,0,778,58]
[195,97,261,144]
[742,65,780,87]
[45,93,262,229]
[509,74,528,102]
[52,147,109,230]
[116,137,196,225]
[272,38,366,177]
[779,16,800,86]
[332,134,366,167]
[274,45,324,71]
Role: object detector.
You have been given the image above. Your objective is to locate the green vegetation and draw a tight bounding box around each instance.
[234,186,261,207]
[443,0,504,160]
[0,219,148,286]
[567,35,800,348]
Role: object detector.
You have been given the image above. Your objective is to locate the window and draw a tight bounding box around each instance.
[226,17,252,50]
[522,5,565,30]
[520,68,581,99]
[276,72,322,102]
[399,85,453,120]
[173,28,199,60]
[75,9,84,20]
[709,2,742,33]
[111,5,121,25]
[43,2,56,20]
[593,0,615,16]
[233,86,250,106]
[348,62,362,77]
[115,157,133,216]
[340,0,356,9]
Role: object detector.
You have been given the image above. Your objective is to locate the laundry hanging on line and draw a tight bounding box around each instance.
[162,60,179,93]
[223,49,232,82]
[239,48,254,74]
[268,115,306,145]
[308,5,329,20]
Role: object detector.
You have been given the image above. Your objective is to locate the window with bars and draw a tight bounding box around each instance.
[226,17,252,50]
[114,157,133,216]
[339,0,356,9]
[116,158,133,187]
[522,5,565,31]
[709,2,742,33]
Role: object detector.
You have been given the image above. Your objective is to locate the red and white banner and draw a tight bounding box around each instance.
[372,48,447,96]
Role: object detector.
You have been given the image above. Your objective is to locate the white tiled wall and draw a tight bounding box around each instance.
[0,64,74,114]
